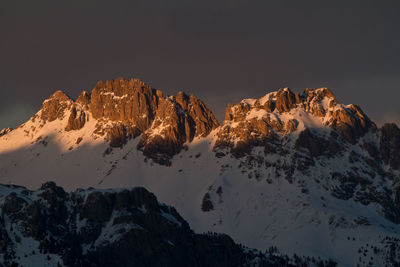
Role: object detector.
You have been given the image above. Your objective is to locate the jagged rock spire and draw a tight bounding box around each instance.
[36,77,219,165]
[217,87,375,157]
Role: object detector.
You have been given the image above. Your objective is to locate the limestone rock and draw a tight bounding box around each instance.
[0,128,12,137]
[137,91,219,164]
[328,104,374,144]
[65,106,86,131]
[37,78,219,165]
[76,90,90,106]
[215,87,375,157]
[275,88,297,112]
[40,91,73,122]
[285,119,298,133]
[89,78,158,131]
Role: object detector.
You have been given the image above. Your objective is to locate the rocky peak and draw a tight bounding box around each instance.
[88,77,219,164]
[76,90,91,106]
[35,77,219,165]
[89,77,160,130]
[274,88,299,112]
[40,90,73,122]
[50,90,72,102]
[224,87,338,121]
[138,90,219,165]
[175,91,190,110]
[28,82,382,165]
[216,87,375,156]
[0,127,12,137]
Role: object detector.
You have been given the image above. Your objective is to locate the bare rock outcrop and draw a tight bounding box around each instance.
[0,128,12,137]
[275,88,299,112]
[65,106,86,131]
[87,79,218,163]
[76,90,91,106]
[215,87,375,157]
[38,78,219,165]
[138,91,219,164]
[35,82,382,166]
[40,91,73,122]
[327,104,374,144]
[89,78,158,131]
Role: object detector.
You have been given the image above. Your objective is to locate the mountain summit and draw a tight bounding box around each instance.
[1,78,400,265]
[33,78,219,164]
[215,87,374,157]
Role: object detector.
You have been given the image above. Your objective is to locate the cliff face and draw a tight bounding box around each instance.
[216,88,374,156]
[38,78,219,165]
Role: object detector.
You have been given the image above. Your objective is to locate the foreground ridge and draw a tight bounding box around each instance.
[0,182,336,267]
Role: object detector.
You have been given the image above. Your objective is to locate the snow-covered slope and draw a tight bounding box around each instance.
[1,79,400,266]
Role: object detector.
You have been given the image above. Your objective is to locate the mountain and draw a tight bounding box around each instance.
[29,78,218,165]
[2,182,331,266]
[1,78,400,266]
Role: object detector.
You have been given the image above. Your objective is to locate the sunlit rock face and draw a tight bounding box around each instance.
[216,87,374,156]
[36,78,219,165]
[39,91,74,122]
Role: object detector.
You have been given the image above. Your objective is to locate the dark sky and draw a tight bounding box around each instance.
[1,0,400,129]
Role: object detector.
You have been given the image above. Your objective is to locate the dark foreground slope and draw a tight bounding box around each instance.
[0,182,336,267]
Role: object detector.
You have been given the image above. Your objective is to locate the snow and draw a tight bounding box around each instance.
[160,208,182,227]
[146,121,170,139]
[0,89,399,266]
[1,122,397,266]
[246,108,268,120]
[241,98,257,106]
[92,210,144,248]
[1,208,63,266]
[101,92,129,100]
[138,204,147,213]
[241,91,278,107]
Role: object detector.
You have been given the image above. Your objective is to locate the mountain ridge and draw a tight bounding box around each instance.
[1,77,400,266]
[3,77,393,164]
[29,77,219,165]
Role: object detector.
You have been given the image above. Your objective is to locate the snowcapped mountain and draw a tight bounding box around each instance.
[1,77,400,266]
